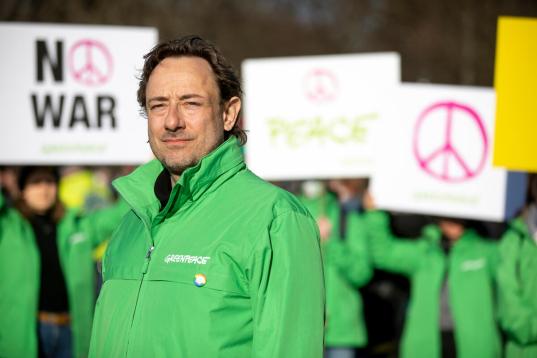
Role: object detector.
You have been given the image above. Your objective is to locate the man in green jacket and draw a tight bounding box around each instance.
[497,175,537,357]
[299,181,371,358]
[0,169,128,358]
[88,35,325,357]
[367,210,500,358]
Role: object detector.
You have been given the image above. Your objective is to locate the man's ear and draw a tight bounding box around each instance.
[222,96,241,131]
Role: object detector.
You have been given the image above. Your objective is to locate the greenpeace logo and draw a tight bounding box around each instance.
[164,254,211,265]
[460,258,485,272]
[70,233,86,245]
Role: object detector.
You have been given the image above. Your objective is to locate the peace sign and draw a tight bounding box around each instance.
[303,69,338,103]
[68,39,113,86]
[412,101,489,183]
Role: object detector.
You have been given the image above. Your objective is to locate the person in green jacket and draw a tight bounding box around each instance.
[0,166,128,358]
[299,180,371,358]
[88,35,325,357]
[497,174,537,357]
[366,205,500,358]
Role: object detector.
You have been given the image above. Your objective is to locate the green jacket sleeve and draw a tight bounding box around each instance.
[323,212,372,287]
[0,190,4,243]
[366,210,424,276]
[0,191,10,240]
[248,211,325,357]
[497,227,537,345]
[79,198,130,247]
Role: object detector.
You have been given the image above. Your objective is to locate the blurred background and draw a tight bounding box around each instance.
[2,0,536,85]
[1,2,537,358]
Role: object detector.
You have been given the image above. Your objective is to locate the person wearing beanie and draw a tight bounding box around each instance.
[0,166,128,358]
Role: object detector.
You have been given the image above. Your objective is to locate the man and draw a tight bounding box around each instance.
[299,180,372,358]
[89,36,325,357]
[0,166,128,358]
[366,206,501,358]
[497,174,537,357]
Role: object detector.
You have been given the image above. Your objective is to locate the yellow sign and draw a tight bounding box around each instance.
[493,17,537,172]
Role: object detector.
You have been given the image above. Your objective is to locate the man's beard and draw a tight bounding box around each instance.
[161,156,199,177]
[148,139,200,178]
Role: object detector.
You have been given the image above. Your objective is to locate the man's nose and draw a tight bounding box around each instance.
[164,104,185,131]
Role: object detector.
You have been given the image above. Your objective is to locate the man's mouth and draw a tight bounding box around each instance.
[162,138,192,145]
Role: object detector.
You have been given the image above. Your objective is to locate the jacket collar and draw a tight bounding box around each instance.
[510,216,536,246]
[113,136,245,225]
[422,224,480,251]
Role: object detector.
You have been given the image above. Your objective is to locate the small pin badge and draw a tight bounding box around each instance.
[194,273,207,287]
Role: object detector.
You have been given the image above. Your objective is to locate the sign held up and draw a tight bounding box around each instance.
[0,23,158,165]
[242,53,400,180]
[493,16,537,172]
[371,83,526,222]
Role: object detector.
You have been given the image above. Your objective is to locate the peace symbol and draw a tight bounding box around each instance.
[413,101,489,182]
[303,69,338,102]
[68,39,113,86]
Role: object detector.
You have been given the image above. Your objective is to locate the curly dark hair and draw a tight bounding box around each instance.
[137,35,246,145]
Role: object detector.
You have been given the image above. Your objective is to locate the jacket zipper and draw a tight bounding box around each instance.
[125,227,154,357]
[142,245,155,273]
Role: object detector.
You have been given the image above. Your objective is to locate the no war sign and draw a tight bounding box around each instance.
[0,23,158,164]
[371,83,526,221]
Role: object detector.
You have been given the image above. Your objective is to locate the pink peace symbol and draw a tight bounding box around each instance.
[303,69,338,102]
[413,101,489,183]
[68,39,113,86]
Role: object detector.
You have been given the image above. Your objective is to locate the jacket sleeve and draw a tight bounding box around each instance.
[248,210,325,358]
[366,210,423,276]
[0,191,11,241]
[323,212,372,287]
[497,228,537,345]
[79,198,130,247]
[0,191,4,243]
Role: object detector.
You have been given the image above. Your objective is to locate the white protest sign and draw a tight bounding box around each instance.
[371,83,525,221]
[0,23,158,164]
[242,53,400,180]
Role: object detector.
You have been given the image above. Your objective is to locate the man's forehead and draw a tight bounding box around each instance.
[152,56,215,79]
[146,56,219,95]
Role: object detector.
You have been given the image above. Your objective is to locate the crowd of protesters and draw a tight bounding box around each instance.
[292,175,537,358]
[1,164,535,358]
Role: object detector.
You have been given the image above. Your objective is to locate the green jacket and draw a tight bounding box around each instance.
[299,193,371,347]
[367,211,500,358]
[0,192,127,358]
[497,217,537,358]
[89,137,325,357]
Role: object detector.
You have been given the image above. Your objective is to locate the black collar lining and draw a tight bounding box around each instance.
[154,168,172,211]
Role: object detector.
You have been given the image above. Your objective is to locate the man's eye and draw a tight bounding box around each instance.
[185,101,202,107]
[150,103,165,111]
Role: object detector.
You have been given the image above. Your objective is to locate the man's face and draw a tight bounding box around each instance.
[22,171,57,214]
[439,220,465,242]
[145,56,240,181]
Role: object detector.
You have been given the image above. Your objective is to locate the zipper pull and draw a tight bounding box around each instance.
[146,245,155,258]
[142,246,155,274]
